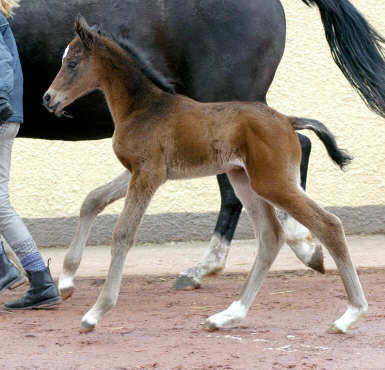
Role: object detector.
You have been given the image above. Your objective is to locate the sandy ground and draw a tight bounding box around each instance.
[0,235,385,370]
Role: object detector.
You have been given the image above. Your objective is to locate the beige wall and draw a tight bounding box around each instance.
[9,0,385,244]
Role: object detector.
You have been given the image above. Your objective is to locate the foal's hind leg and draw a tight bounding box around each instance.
[175,134,323,289]
[284,134,324,273]
[59,170,130,299]
[255,181,368,333]
[205,169,285,329]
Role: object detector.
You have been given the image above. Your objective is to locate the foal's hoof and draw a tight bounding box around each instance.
[80,321,95,333]
[60,287,74,301]
[326,324,345,334]
[174,275,200,290]
[308,245,325,274]
[203,320,220,331]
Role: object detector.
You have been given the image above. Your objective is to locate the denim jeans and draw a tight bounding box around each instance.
[0,122,37,260]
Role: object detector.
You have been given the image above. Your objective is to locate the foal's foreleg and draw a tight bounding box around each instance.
[2,239,26,288]
[205,170,285,329]
[80,175,158,332]
[59,170,130,299]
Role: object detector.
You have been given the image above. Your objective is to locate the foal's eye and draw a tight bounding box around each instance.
[68,61,78,69]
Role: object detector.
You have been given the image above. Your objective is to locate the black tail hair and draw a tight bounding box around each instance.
[302,0,385,118]
[290,117,352,169]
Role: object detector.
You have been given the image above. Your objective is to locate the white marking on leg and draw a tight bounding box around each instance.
[206,301,248,328]
[196,233,230,274]
[81,307,101,328]
[332,304,368,333]
[283,214,309,241]
[283,214,315,265]
[58,272,74,291]
[177,233,230,286]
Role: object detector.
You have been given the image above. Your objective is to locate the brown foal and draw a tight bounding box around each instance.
[44,16,367,333]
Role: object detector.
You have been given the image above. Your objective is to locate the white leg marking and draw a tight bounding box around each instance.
[58,272,74,291]
[281,214,325,273]
[81,306,102,328]
[176,233,230,288]
[206,301,248,328]
[332,304,368,333]
[283,215,313,262]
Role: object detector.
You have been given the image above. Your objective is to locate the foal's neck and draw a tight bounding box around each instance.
[96,43,168,123]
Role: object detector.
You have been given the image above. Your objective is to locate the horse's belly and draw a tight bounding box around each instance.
[167,163,226,180]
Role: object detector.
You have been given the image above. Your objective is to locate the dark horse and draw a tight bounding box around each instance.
[12,0,385,290]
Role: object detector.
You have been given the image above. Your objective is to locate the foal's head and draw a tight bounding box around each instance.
[43,15,110,117]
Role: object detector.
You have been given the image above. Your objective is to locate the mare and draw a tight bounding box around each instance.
[12,0,385,291]
[43,16,368,333]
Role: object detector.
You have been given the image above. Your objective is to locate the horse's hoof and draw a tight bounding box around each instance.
[203,320,219,332]
[80,321,95,333]
[308,245,325,274]
[326,324,345,334]
[174,275,200,290]
[60,287,74,301]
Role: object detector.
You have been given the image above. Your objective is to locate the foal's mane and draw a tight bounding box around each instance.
[91,25,175,94]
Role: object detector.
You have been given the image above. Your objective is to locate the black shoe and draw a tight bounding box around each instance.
[4,268,61,309]
[0,249,25,294]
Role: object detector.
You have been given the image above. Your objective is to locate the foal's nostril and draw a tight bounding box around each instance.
[43,93,51,104]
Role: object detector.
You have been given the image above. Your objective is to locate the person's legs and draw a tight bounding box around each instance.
[0,123,60,308]
[0,123,26,292]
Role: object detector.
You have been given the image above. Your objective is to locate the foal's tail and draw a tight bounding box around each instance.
[290,117,352,169]
[300,0,385,119]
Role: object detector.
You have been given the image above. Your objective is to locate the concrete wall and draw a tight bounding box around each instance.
[10,0,385,246]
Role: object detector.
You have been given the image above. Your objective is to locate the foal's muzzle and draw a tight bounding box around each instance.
[42,91,71,118]
[42,91,57,113]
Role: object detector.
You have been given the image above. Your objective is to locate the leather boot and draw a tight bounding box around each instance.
[5,268,61,309]
[0,248,24,293]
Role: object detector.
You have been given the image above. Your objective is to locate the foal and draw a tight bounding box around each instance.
[44,16,367,333]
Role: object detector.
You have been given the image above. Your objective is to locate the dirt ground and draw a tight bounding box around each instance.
[1,237,385,370]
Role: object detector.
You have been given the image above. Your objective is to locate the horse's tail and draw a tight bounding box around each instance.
[290,116,352,169]
[301,0,385,119]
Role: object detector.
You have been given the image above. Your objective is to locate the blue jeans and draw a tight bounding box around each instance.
[0,122,38,260]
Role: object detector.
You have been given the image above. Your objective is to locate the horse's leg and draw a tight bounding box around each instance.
[59,170,130,299]
[205,169,285,329]
[174,2,286,290]
[284,133,325,273]
[1,238,27,288]
[80,174,158,332]
[253,179,367,333]
[175,133,322,290]
[174,173,241,289]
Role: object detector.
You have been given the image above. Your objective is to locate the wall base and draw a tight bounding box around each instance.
[23,205,385,247]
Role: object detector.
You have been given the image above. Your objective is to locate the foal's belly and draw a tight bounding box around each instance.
[166,159,245,180]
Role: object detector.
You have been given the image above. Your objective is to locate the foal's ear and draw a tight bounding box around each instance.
[74,14,95,50]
